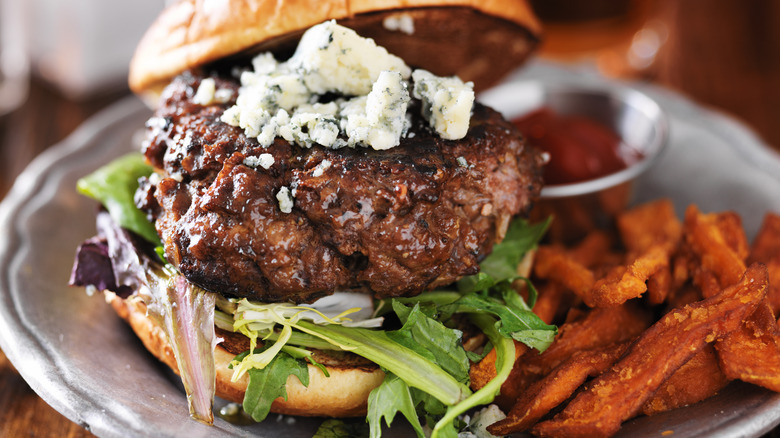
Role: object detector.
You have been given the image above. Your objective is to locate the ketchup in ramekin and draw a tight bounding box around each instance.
[514,108,644,185]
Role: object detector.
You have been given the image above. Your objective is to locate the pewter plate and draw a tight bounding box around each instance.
[1,62,780,437]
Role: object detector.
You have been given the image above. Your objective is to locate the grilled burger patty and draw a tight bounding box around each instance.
[136,72,545,303]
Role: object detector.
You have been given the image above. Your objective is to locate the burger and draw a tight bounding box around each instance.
[70,0,554,436]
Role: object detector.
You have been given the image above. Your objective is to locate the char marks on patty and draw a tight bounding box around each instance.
[136,72,544,302]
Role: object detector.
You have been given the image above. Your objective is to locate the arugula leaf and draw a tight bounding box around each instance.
[242,351,309,422]
[501,278,536,311]
[390,299,437,322]
[375,291,461,318]
[295,321,471,406]
[367,374,425,438]
[465,340,493,363]
[457,217,549,296]
[76,153,160,244]
[313,419,369,438]
[477,217,551,281]
[387,302,470,384]
[456,272,496,295]
[410,387,448,417]
[430,314,516,438]
[442,287,557,352]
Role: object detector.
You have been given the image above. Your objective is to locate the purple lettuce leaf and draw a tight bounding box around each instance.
[70,211,218,424]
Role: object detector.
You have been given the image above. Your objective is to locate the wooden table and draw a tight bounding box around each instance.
[1,2,780,435]
[0,78,122,437]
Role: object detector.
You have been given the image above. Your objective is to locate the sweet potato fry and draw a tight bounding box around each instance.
[684,205,746,288]
[534,246,595,298]
[692,267,723,299]
[568,230,616,268]
[715,212,750,261]
[551,202,681,308]
[671,243,696,291]
[532,264,768,438]
[766,260,780,317]
[750,213,780,264]
[646,265,672,305]
[497,304,652,408]
[524,304,652,374]
[533,281,576,325]
[716,301,780,391]
[587,245,669,307]
[617,198,682,256]
[750,213,780,315]
[683,209,780,391]
[642,345,730,415]
[470,340,528,391]
[665,283,701,312]
[488,343,629,436]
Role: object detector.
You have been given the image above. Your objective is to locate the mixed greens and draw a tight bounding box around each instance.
[71,153,556,437]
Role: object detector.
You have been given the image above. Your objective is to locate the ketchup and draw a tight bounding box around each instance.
[514,108,643,185]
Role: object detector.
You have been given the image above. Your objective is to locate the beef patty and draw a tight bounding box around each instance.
[136,72,545,303]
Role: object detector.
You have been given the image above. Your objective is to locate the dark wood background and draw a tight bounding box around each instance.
[1,1,780,436]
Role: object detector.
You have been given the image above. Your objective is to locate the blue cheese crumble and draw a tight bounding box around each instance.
[286,20,411,96]
[412,69,475,140]
[276,186,294,214]
[243,153,275,169]
[383,13,415,35]
[220,20,473,151]
[193,78,233,105]
[311,159,332,177]
[340,70,411,150]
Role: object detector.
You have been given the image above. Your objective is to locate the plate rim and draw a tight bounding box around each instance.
[0,95,151,436]
[2,63,780,437]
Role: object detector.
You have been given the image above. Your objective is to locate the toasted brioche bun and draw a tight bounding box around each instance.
[107,292,386,417]
[129,0,541,100]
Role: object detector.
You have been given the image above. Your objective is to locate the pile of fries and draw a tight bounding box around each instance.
[472,199,780,437]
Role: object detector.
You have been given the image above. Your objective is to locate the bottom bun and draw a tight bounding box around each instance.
[107,292,386,417]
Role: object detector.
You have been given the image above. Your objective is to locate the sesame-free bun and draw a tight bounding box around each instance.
[129,0,541,99]
[107,293,386,417]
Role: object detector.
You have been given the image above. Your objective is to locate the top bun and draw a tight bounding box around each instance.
[129,0,541,99]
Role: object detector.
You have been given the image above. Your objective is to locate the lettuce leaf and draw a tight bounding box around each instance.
[442,287,556,352]
[295,321,471,407]
[478,217,551,281]
[76,152,160,244]
[458,217,551,293]
[242,351,309,422]
[367,374,425,438]
[143,275,218,424]
[313,419,369,438]
[77,210,218,424]
[430,313,516,438]
[387,302,470,384]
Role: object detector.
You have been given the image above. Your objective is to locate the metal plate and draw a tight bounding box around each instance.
[1,61,779,437]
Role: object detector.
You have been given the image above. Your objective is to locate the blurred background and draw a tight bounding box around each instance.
[0,0,779,436]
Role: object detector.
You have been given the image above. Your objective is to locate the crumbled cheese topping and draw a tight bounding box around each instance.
[465,404,507,438]
[311,159,332,177]
[286,20,411,96]
[412,69,475,140]
[148,172,162,185]
[244,153,275,169]
[213,88,234,103]
[193,78,216,105]
[276,186,294,213]
[193,78,233,106]
[383,13,415,35]
[220,20,473,151]
[339,70,410,150]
